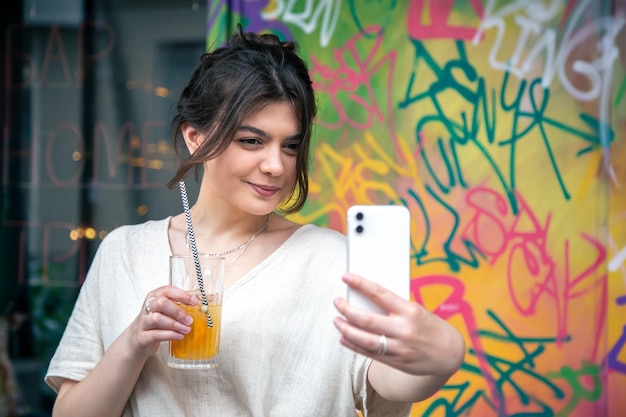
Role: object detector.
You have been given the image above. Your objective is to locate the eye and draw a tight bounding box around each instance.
[238,138,262,146]
[283,142,300,155]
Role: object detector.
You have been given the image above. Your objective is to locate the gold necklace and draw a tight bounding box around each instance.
[187,213,272,257]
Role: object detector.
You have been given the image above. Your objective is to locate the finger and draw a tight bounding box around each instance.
[153,286,199,305]
[143,287,197,325]
[342,273,407,314]
[333,316,391,357]
[134,327,185,359]
[138,328,188,348]
[144,309,192,335]
[333,297,391,336]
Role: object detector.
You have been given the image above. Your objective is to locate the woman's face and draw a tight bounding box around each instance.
[202,101,302,215]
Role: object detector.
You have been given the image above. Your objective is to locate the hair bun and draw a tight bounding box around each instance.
[234,25,296,52]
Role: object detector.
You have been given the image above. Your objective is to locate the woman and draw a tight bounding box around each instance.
[45,29,465,416]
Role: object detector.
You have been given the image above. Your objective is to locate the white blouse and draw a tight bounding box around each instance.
[45,219,412,417]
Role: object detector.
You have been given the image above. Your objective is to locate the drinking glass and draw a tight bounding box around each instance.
[167,255,224,369]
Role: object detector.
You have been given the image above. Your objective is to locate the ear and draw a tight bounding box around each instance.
[181,122,203,155]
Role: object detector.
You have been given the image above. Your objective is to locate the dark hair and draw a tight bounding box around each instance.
[167,27,317,214]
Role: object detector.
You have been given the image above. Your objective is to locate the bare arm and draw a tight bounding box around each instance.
[333,273,466,403]
[53,333,146,417]
[52,286,197,417]
[366,311,465,402]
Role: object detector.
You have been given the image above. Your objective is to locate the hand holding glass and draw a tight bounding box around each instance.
[167,255,224,369]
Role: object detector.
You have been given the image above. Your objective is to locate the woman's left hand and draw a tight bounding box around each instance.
[332,273,465,378]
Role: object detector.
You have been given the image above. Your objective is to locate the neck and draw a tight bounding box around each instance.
[186,211,273,257]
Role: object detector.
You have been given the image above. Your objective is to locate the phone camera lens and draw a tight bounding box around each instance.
[356,212,364,220]
[356,225,363,234]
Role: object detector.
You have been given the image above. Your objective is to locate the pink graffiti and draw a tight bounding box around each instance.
[411,275,501,410]
[407,0,484,40]
[309,26,398,141]
[462,186,608,359]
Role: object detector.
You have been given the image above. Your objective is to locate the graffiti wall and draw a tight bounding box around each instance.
[210,0,626,415]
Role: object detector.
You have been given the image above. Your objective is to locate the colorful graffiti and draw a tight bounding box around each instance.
[211,0,626,415]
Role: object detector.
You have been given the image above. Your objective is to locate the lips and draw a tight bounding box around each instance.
[249,182,280,197]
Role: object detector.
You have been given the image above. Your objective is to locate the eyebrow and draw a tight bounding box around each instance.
[238,125,303,141]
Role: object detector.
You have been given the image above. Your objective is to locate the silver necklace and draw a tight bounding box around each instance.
[187,213,272,258]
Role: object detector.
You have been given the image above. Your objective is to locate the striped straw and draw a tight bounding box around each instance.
[178,181,213,328]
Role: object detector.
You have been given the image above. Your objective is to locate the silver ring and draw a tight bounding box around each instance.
[144,296,156,315]
[377,334,388,355]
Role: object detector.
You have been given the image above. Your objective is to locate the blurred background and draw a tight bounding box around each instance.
[1,1,207,415]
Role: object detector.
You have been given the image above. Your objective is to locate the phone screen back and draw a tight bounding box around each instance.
[346,205,410,314]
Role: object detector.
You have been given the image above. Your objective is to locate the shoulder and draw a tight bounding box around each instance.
[97,218,170,257]
[294,223,345,245]
[283,224,346,260]
[103,217,169,242]
[84,218,171,294]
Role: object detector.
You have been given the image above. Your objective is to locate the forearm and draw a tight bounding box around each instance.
[367,324,466,403]
[52,330,148,417]
[367,361,453,403]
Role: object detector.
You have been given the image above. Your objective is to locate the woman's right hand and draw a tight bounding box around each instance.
[126,286,198,358]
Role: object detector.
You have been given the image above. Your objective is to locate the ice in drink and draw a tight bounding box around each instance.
[170,302,222,360]
[168,255,224,369]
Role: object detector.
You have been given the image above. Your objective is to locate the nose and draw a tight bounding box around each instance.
[259,145,285,176]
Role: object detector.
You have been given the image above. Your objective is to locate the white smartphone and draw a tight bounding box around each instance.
[346,204,411,314]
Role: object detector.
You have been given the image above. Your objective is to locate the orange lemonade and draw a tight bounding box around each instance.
[170,303,222,360]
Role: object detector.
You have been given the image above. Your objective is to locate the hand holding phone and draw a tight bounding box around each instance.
[346,205,411,314]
